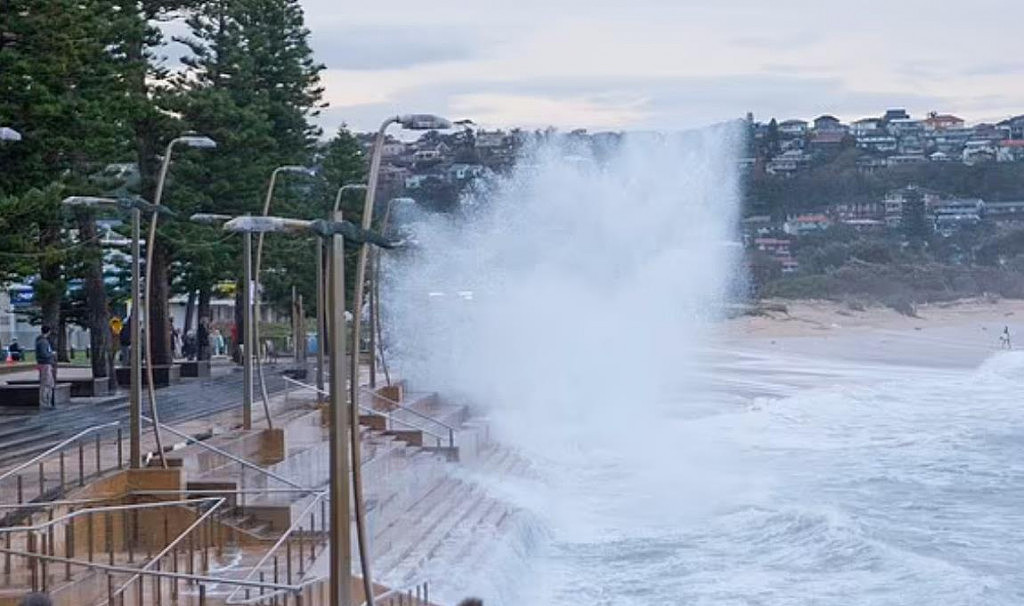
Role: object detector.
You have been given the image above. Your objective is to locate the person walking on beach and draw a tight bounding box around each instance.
[35,325,55,407]
[1001,326,1012,349]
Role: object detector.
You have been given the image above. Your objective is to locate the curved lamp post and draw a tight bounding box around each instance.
[0,127,22,142]
[63,195,173,469]
[314,184,367,396]
[222,213,397,606]
[354,114,451,396]
[142,135,216,467]
[253,165,316,425]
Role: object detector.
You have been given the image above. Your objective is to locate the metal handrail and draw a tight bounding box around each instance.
[284,376,452,448]
[0,421,120,483]
[108,496,228,602]
[141,414,306,489]
[224,490,329,604]
[0,546,299,592]
[360,387,457,432]
[0,497,224,533]
[364,581,431,606]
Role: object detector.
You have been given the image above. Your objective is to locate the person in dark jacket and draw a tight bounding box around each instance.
[119,316,132,364]
[8,337,22,361]
[35,325,55,407]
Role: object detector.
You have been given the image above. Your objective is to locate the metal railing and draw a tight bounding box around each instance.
[0,422,124,520]
[141,415,306,490]
[223,490,329,604]
[360,388,457,449]
[365,581,432,606]
[0,491,334,605]
[282,377,454,448]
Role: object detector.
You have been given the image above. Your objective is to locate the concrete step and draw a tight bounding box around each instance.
[374,480,475,577]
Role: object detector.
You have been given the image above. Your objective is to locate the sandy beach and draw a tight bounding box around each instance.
[725,297,1024,369]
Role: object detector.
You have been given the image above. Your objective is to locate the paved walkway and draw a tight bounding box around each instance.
[0,359,301,469]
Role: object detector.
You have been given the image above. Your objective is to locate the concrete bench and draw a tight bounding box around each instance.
[0,383,72,407]
[179,359,211,378]
[6,376,110,397]
[114,364,181,388]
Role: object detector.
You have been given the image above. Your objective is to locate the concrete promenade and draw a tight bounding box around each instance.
[0,359,296,471]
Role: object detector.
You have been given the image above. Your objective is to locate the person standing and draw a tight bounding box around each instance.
[35,325,56,408]
[119,316,132,365]
[8,337,22,362]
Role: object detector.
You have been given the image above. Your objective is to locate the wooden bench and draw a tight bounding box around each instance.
[6,376,110,397]
[114,364,181,388]
[0,383,72,408]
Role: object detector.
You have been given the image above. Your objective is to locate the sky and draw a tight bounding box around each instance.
[302,0,1024,133]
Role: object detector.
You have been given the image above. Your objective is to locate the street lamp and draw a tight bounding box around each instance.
[222,214,396,606]
[143,135,216,466]
[354,114,454,397]
[0,127,22,142]
[62,195,173,469]
[314,184,368,397]
[253,165,316,415]
[189,212,260,428]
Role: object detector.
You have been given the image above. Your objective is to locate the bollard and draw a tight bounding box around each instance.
[117,427,124,469]
[38,462,44,500]
[59,451,66,490]
[16,474,23,504]
[95,433,101,475]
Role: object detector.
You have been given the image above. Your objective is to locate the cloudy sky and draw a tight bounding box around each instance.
[302,0,1024,133]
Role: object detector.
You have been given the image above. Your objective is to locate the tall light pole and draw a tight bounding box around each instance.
[354,115,453,399]
[317,184,367,397]
[221,214,397,606]
[189,213,255,427]
[143,135,216,465]
[0,127,21,142]
[63,196,172,469]
[254,165,316,420]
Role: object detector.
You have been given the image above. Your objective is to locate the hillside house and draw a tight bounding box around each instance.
[778,119,809,136]
[813,115,845,132]
[923,113,965,131]
[783,214,832,235]
[850,118,883,136]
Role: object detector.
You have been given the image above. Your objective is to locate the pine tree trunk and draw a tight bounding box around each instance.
[148,242,173,366]
[57,317,69,363]
[78,213,112,381]
[39,223,61,374]
[183,289,197,336]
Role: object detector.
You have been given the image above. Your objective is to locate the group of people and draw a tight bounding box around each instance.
[118,317,228,364]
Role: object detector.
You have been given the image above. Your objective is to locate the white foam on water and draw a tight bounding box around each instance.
[381,126,1024,604]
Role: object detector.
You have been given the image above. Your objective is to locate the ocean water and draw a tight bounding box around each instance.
[501,348,1024,605]
[382,127,1024,604]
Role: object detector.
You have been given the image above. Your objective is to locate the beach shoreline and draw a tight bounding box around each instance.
[725,297,1024,369]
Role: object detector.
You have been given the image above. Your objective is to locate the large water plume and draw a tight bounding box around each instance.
[381,123,746,602]
[384,124,744,431]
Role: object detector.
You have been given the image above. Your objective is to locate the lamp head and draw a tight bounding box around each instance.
[222,216,313,235]
[397,114,452,130]
[178,135,217,149]
[0,127,22,142]
[189,213,234,225]
[279,165,316,177]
